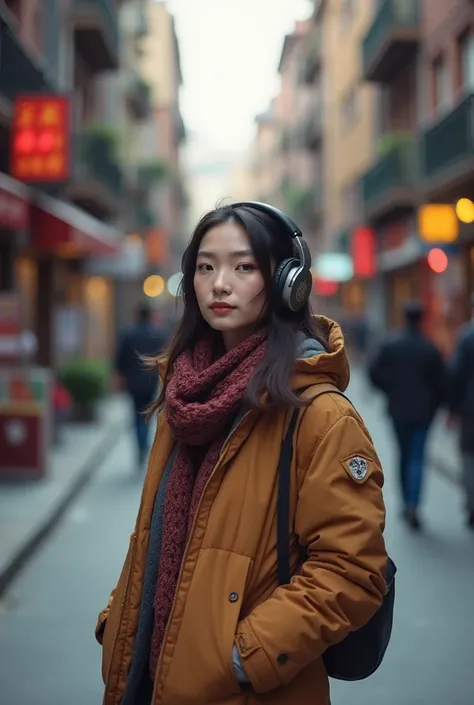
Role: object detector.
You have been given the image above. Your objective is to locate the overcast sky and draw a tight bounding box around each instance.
[164,0,312,153]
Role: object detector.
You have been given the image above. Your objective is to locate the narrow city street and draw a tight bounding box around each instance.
[0,371,473,705]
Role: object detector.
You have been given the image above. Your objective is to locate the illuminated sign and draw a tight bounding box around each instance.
[11,95,70,182]
[314,253,354,282]
[418,204,458,243]
[352,226,376,279]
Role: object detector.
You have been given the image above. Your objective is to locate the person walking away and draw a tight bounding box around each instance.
[96,202,389,705]
[116,303,167,467]
[448,293,474,529]
[369,301,446,530]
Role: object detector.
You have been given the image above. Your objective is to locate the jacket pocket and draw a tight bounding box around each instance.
[160,549,251,704]
[101,532,137,684]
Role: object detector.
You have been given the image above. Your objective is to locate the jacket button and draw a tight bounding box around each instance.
[229,591,239,603]
[277,653,288,665]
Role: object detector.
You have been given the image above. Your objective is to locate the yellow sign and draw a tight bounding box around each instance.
[417,204,459,243]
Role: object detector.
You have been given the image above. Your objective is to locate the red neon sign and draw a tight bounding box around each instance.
[11,95,70,182]
[352,226,376,279]
[314,279,339,296]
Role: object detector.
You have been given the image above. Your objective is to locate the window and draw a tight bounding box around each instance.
[433,55,451,112]
[340,0,355,30]
[458,32,474,92]
[340,86,358,131]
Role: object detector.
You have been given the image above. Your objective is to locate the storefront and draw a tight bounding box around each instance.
[377,215,434,336]
[0,172,29,291]
[28,192,120,368]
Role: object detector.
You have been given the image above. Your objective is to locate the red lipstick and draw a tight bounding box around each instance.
[209,302,235,315]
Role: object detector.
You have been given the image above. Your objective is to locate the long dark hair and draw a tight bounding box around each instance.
[151,203,328,414]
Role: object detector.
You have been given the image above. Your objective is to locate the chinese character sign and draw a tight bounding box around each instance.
[11,95,70,182]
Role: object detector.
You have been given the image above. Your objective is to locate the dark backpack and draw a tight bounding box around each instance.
[277,384,396,681]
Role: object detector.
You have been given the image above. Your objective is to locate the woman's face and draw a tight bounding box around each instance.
[194,220,266,349]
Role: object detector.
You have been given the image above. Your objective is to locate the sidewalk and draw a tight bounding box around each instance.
[0,393,130,596]
[428,415,462,484]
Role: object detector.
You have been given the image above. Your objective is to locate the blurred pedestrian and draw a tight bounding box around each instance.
[96,203,388,705]
[369,301,447,530]
[448,293,474,529]
[116,303,168,467]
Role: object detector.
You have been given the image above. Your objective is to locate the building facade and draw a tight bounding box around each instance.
[1,0,126,369]
[0,0,187,370]
[140,0,187,275]
[360,0,474,351]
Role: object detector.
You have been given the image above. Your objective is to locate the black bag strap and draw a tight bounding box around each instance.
[277,384,348,586]
[277,408,300,586]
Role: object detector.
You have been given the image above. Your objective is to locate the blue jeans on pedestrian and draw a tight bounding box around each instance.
[393,421,430,510]
[132,394,152,464]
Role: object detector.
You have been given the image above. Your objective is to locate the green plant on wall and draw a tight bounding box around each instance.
[83,123,120,153]
[281,178,314,221]
[138,159,170,185]
[376,130,418,181]
[79,124,122,172]
[377,131,413,157]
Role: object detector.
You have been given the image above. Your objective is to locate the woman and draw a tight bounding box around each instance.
[96,202,388,705]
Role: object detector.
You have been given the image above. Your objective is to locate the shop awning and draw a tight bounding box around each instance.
[31,193,121,257]
[0,172,30,230]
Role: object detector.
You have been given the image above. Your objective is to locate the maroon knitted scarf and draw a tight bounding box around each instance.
[149,329,267,677]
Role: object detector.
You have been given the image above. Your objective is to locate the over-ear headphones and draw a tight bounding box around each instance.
[231,201,313,312]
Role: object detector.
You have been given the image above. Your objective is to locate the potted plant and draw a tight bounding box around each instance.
[59,359,110,423]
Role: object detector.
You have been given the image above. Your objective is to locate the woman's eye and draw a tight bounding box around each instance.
[237,263,256,272]
[197,263,212,272]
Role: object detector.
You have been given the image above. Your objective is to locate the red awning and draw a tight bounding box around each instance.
[30,193,120,257]
[0,172,29,230]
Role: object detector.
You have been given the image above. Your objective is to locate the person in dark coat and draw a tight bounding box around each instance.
[448,293,474,529]
[369,301,447,529]
[116,303,168,467]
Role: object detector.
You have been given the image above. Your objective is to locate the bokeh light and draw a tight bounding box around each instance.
[427,248,448,274]
[143,274,165,297]
[167,272,183,297]
[455,198,474,224]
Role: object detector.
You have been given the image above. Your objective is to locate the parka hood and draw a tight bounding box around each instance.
[292,315,350,393]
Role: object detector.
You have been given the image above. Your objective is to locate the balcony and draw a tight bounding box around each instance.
[125,71,151,121]
[299,32,322,84]
[421,93,474,199]
[361,136,418,223]
[362,0,420,84]
[72,0,119,71]
[66,128,123,217]
[299,110,322,150]
[0,16,52,108]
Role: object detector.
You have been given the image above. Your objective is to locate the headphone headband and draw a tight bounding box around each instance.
[231,201,311,272]
[231,201,302,239]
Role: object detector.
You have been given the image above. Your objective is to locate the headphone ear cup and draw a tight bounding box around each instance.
[274,258,298,307]
[288,268,312,312]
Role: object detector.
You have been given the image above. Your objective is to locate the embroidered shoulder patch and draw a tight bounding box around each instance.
[343,456,370,483]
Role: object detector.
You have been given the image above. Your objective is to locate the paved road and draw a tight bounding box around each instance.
[0,373,473,705]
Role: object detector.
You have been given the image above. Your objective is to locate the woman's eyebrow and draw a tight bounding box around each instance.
[197,249,254,258]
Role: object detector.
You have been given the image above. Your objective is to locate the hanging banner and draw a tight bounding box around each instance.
[146,228,168,265]
[352,226,376,279]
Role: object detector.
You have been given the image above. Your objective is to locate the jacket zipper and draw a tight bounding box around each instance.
[150,411,251,705]
[104,534,137,691]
